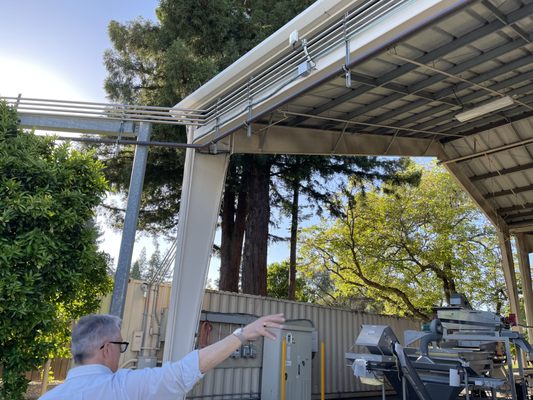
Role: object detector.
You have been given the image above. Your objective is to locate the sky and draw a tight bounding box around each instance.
[0,0,294,283]
[0,1,159,101]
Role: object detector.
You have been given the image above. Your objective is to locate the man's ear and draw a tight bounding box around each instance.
[101,343,110,358]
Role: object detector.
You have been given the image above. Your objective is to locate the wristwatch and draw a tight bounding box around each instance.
[232,327,246,344]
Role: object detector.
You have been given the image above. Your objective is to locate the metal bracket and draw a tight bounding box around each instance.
[246,76,254,137]
[302,39,316,70]
[115,118,125,156]
[343,12,352,88]
[205,140,231,155]
[259,113,274,152]
[297,39,316,77]
[214,97,221,140]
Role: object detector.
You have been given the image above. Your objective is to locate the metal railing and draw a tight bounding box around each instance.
[1,96,207,126]
[2,0,410,135]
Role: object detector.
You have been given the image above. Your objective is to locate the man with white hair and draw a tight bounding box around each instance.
[39,312,285,399]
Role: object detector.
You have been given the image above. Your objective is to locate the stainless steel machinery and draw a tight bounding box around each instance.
[346,294,533,399]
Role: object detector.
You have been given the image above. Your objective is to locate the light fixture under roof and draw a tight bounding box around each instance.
[455,96,514,123]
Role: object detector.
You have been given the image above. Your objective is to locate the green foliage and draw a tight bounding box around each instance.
[0,102,112,399]
[299,163,506,319]
[267,261,308,302]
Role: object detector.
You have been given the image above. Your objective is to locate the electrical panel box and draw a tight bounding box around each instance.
[137,356,157,369]
[261,321,314,400]
[131,330,143,352]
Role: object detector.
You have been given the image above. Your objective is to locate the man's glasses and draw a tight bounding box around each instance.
[100,341,129,353]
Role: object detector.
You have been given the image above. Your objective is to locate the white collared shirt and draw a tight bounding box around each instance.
[39,350,203,400]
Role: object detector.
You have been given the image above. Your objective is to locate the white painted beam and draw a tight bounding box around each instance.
[516,233,533,341]
[232,124,441,156]
[19,114,136,136]
[163,128,230,368]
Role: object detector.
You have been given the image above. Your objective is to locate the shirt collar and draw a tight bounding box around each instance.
[67,364,113,379]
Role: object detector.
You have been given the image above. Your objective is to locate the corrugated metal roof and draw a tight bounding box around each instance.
[180,0,533,237]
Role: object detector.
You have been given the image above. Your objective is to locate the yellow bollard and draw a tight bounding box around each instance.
[321,341,325,400]
[281,338,287,400]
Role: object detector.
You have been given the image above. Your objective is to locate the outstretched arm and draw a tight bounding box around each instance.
[198,313,285,373]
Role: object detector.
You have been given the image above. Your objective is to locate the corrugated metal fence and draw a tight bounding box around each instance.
[190,290,419,399]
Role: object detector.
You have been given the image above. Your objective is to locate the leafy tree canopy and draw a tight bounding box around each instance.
[299,163,506,320]
[0,103,112,399]
[267,261,308,302]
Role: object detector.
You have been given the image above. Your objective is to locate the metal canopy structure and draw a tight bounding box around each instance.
[164,0,533,368]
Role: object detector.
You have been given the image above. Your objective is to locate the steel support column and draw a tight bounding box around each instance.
[497,228,520,322]
[110,122,152,317]
[163,128,230,368]
[516,233,533,341]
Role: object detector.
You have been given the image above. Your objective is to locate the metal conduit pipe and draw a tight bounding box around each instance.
[52,135,213,150]
[1,96,206,127]
[16,111,203,125]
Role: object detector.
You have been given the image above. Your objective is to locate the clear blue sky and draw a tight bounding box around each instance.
[0,0,159,101]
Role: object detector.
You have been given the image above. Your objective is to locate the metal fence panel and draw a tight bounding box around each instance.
[187,290,419,399]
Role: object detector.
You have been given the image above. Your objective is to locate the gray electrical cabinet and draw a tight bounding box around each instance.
[261,321,314,400]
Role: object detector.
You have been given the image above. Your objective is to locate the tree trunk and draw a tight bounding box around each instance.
[440,262,457,304]
[219,173,247,292]
[241,156,271,295]
[40,358,52,396]
[231,190,247,284]
[288,182,299,300]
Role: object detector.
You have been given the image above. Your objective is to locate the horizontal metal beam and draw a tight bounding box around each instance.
[481,0,531,44]
[499,202,533,214]
[471,162,533,181]
[505,209,533,221]
[483,183,533,199]
[53,135,205,150]
[508,220,533,233]
[19,114,137,136]
[231,123,441,156]
[441,134,533,165]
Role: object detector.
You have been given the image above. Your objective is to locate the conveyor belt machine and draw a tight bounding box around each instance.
[346,294,533,399]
